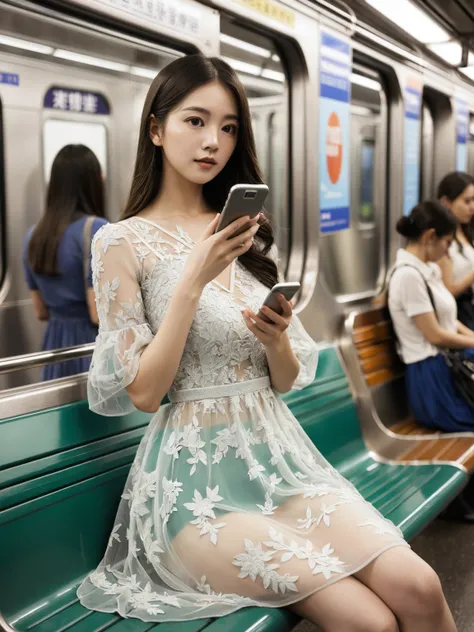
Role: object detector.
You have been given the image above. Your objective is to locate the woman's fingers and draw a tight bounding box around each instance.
[200,213,221,240]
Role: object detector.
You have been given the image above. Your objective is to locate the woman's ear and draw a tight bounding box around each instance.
[421,227,436,246]
[149,114,162,147]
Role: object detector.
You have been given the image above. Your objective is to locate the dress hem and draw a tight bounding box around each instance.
[77,541,410,624]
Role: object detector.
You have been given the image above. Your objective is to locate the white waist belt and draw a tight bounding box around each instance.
[168,376,271,403]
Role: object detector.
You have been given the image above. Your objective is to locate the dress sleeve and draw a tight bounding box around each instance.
[87,217,109,287]
[87,224,154,416]
[287,315,319,390]
[267,242,319,390]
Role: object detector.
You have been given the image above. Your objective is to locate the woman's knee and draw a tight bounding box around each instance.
[344,611,399,632]
[395,564,445,618]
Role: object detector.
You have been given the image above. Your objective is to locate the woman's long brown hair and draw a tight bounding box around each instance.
[122,54,278,288]
[28,144,105,275]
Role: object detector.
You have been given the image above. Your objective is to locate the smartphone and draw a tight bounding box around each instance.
[257,282,301,322]
[215,183,269,236]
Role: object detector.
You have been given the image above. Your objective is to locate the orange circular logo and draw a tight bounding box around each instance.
[326,112,343,184]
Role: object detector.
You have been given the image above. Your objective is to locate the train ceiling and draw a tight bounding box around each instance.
[345,0,474,80]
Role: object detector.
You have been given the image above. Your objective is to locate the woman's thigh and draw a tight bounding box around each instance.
[288,575,398,632]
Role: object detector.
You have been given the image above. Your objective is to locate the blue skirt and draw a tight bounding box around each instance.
[41,315,97,381]
[406,349,474,432]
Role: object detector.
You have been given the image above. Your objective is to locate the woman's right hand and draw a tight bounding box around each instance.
[181,213,260,291]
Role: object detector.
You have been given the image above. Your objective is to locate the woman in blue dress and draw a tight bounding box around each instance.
[22,144,108,380]
[388,200,474,431]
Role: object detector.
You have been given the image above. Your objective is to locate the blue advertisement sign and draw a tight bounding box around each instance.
[0,72,19,86]
[455,96,469,171]
[44,87,110,115]
[319,29,351,234]
[403,77,422,216]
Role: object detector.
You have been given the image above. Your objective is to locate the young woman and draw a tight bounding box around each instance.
[23,144,108,380]
[389,200,474,433]
[437,171,474,329]
[78,56,455,632]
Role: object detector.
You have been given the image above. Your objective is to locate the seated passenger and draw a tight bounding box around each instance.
[437,171,474,329]
[22,144,108,380]
[389,200,474,432]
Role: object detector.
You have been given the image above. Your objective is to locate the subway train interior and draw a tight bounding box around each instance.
[2,0,474,630]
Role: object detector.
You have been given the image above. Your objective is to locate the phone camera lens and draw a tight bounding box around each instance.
[244,190,257,199]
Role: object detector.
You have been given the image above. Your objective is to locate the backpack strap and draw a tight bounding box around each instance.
[82,216,95,296]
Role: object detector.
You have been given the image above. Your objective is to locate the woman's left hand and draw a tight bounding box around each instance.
[242,294,293,348]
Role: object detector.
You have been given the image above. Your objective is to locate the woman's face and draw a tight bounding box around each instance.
[153,81,239,185]
[444,184,474,224]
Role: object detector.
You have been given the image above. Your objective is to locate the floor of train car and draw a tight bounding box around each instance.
[294,518,473,631]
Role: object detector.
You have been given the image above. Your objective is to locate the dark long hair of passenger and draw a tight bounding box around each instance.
[122,54,277,289]
[396,200,457,241]
[28,144,105,276]
[437,171,474,249]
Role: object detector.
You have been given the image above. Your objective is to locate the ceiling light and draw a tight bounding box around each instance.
[53,49,129,72]
[351,73,381,91]
[364,0,450,44]
[261,68,285,82]
[130,66,157,79]
[220,34,272,58]
[428,41,468,66]
[0,34,54,55]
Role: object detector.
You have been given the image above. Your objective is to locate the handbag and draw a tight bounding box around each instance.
[388,264,474,411]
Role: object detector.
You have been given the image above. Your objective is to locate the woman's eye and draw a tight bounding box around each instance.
[223,124,238,135]
[187,117,203,127]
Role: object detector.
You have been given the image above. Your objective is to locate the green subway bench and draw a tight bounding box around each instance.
[0,345,467,632]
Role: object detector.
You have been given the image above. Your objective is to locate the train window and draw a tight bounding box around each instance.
[468,114,474,177]
[220,20,289,267]
[320,68,387,301]
[420,102,435,200]
[43,119,108,182]
[0,96,4,291]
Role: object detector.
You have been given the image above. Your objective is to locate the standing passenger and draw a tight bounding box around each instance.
[437,171,474,329]
[389,200,474,432]
[77,55,456,632]
[23,144,108,380]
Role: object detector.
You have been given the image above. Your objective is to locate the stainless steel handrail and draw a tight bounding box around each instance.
[0,610,17,632]
[0,343,94,375]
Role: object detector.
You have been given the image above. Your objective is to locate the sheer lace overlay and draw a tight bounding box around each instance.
[78,218,408,622]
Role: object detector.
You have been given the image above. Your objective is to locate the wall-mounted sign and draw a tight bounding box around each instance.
[455,95,469,172]
[232,0,295,27]
[44,87,110,115]
[319,29,351,234]
[67,0,209,40]
[0,72,19,86]
[403,75,422,216]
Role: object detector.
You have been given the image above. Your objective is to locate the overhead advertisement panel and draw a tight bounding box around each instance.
[403,75,422,216]
[319,29,352,234]
[65,0,218,54]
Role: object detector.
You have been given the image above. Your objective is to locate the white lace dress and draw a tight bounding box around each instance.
[77,217,408,622]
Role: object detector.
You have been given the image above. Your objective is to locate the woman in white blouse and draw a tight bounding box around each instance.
[437,172,474,329]
[389,200,474,431]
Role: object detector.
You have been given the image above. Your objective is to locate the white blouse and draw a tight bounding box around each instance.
[388,249,458,364]
[448,239,474,288]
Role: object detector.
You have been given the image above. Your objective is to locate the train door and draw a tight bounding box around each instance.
[320,68,387,302]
